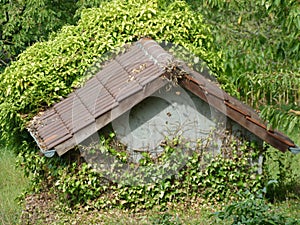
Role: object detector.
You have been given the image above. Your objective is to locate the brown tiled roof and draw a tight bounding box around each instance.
[28,38,297,156]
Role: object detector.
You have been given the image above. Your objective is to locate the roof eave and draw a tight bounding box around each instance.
[179,73,297,153]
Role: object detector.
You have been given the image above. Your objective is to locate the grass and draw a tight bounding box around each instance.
[0,147,29,225]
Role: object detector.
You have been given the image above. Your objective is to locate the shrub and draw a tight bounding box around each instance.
[213,181,299,225]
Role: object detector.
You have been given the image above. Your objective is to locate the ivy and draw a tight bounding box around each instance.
[21,134,263,211]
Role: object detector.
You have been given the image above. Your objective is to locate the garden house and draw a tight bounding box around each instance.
[27,38,298,159]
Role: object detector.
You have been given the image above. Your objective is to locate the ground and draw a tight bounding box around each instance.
[19,191,300,225]
[20,192,225,225]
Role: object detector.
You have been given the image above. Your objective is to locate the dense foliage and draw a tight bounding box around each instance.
[188,0,300,136]
[0,0,78,72]
[0,0,109,72]
[19,134,263,210]
[215,184,299,225]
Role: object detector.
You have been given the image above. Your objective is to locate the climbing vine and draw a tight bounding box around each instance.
[18,133,263,211]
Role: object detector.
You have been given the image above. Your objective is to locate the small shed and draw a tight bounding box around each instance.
[27,38,298,158]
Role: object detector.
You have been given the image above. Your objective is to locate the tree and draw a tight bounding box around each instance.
[187,0,300,137]
[0,0,85,72]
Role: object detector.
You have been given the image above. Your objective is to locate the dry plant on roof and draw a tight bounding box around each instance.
[163,59,188,88]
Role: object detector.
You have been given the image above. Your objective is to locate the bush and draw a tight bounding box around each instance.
[213,181,299,225]
[263,148,300,201]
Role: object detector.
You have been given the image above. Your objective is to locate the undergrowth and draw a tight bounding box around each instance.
[18,133,264,212]
[214,181,299,225]
[263,147,300,202]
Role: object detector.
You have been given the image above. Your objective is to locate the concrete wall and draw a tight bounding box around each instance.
[112,85,263,164]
